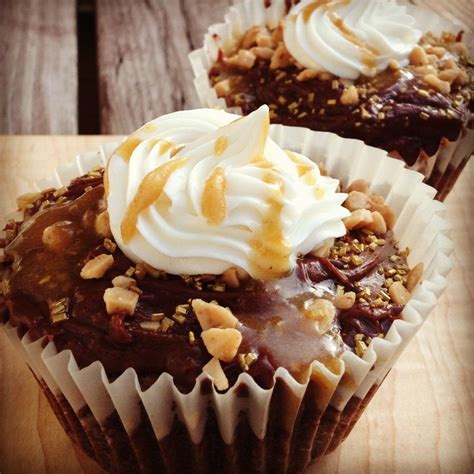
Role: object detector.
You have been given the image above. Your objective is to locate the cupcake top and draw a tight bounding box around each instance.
[0,108,423,393]
[106,105,348,279]
[208,0,473,167]
[284,0,421,79]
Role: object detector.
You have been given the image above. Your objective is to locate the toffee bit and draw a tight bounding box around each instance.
[420,111,430,120]
[175,304,190,315]
[103,238,117,253]
[140,321,161,331]
[39,275,51,285]
[244,352,257,367]
[125,266,136,277]
[327,99,336,105]
[376,239,386,246]
[355,339,368,358]
[238,353,247,371]
[160,317,175,333]
[173,314,186,324]
[84,185,93,192]
[129,285,143,295]
[211,282,226,292]
[188,331,196,343]
[351,255,362,266]
[389,255,400,262]
[151,312,165,321]
[49,297,70,323]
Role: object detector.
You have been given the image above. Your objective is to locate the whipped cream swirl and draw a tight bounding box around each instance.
[283,0,422,79]
[106,106,349,280]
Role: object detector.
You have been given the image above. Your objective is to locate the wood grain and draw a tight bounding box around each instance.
[0,136,472,473]
[95,0,232,134]
[413,0,474,32]
[0,0,78,134]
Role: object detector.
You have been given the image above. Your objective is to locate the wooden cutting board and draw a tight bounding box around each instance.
[0,136,472,473]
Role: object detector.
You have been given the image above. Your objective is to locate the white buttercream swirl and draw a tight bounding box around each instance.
[283,0,422,79]
[106,105,349,280]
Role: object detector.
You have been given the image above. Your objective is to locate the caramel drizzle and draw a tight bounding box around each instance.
[301,0,379,71]
[202,167,227,225]
[285,150,313,176]
[214,136,229,156]
[115,136,143,161]
[249,172,292,280]
[302,0,350,23]
[121,157,187,243]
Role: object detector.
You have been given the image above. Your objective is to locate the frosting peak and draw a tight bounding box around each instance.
[283,0,422,79]
[107,106,349,279]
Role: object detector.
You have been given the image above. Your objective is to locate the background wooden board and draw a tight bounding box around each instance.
[0,1,471,134]
[0,136,472,473]
[0,0,78,134]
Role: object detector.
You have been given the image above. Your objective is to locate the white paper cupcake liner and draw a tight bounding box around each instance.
[188,0,474,200]
[1,126,452,471]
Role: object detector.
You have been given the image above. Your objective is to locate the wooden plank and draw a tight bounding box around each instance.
[0,0,78,134]
[413,0,474,32]
[96,0,232,134]
[0,135,472,472]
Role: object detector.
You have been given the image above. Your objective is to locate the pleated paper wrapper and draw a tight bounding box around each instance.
[189,0,474,201]
[1,128,453,473]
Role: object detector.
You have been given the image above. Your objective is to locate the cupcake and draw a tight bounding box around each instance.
[190,0,474,200]
[0,106,451,473]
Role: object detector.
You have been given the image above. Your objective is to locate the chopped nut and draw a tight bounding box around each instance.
[270,43,292,69]
[202,357,229,391]
[241,25,268,49]
[343,209,373,230]
[192,299,238,330]
[409,45,428,66]
[103,238,117,253]
[49,297,70,323]
[222,268,240,288]
[271,25,283,43]
[340,85,359,105]
[296,68,319,81]
[388,281,411,305]
[42,222,75,252]
[304,298,336,334]
[225,49,256,71]
[214,79,231,98]
[17,192,41,210]
[347,179,369,194]
[454,69,469,85]
[256,32,275,49]
[344,191,372,211]
[423,73,450,94]
[95,211,111,238]
[355,339,368,357]
[406,262,424,292]
[251,46,274,60]
[369,194,385,205]
[388,59,400,70]
[103,287,139,316]
[188,331,196,343]
[333,291,356,310]
[447,41,468,58]
[201,328,242,362]
[366,211,387,235]
[112,275,136,289]
[81,254,114,279]
[371,203,396,230]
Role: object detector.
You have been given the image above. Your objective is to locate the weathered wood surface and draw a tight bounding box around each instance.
[0,1,471,134]
[0,0,78,134]
[0,136,472,473]
[96,0,233,134]
[95,0,473,134]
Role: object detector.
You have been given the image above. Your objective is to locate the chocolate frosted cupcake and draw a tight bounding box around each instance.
[190,0,474,200]
[1,107,451,473]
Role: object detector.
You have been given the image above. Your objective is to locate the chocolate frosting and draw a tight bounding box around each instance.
[1,173,407,393]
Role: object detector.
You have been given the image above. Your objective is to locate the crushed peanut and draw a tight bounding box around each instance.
[406,262,424,292]
[343,209,373,230]
[388,281,411,305]
[95,211,111,238]
[201,328,242,362]
[347,179,369,194]
[333,291,356,310]
[270,43,292,69]
[192,299,238,330]
[340,85,359,105]
[103,287,139,316]
[225,49,256,71]
[80,254,114,279]
[112,275,136,289]
[222,267,240,288]
[344,191,372,211]
[202,357,229,391]
[303,298,336,334]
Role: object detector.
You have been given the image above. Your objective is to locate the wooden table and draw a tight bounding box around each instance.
[0,136,472,473]
[1,0,473,135]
